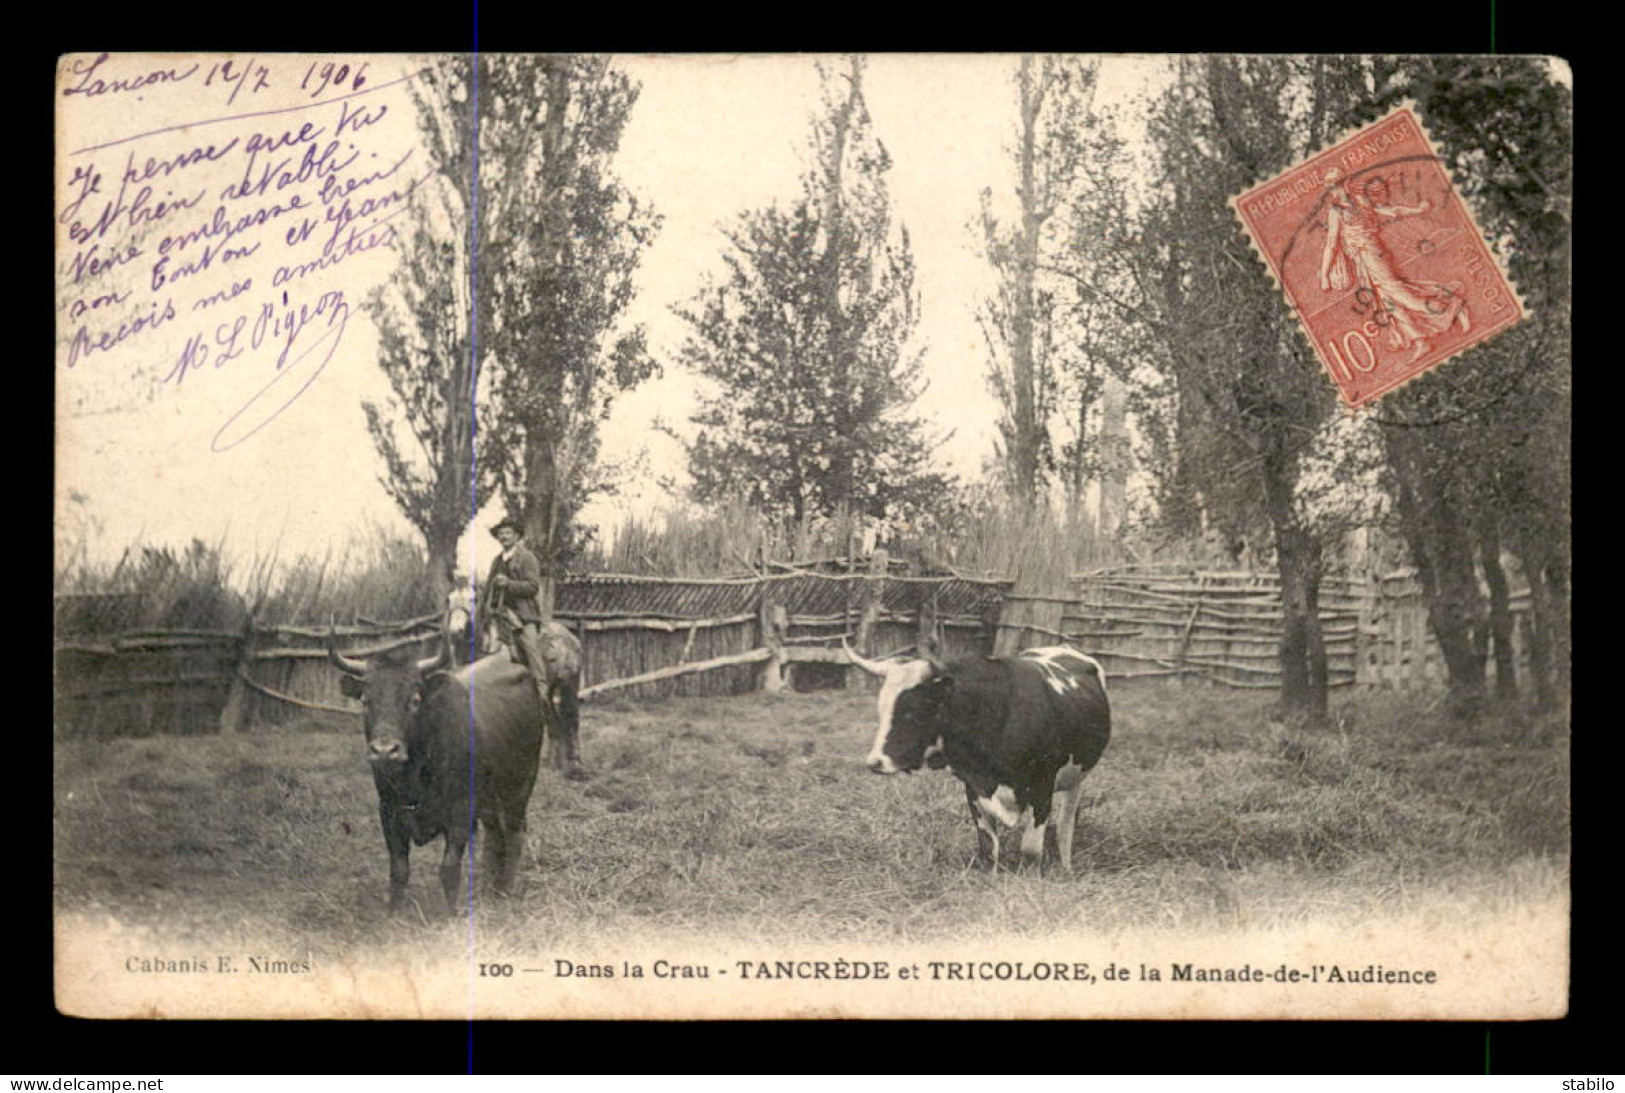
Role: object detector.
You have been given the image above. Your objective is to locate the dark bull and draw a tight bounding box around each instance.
[327,629,552,912]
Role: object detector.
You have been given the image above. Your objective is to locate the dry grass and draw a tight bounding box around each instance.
[54,533,440,634]
[585,496,1147,582]
[587,502,861,576]
[53,539,248,633]
[53,685,1568,955]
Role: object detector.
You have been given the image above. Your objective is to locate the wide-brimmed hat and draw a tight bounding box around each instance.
[489,516,525,537]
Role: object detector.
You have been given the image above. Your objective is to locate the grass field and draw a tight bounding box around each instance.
[54,682,1569,957]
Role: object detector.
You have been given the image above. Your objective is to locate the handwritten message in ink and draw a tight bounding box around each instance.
[56,53,428,451]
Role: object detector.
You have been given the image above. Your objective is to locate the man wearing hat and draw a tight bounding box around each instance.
[481,516,587,779]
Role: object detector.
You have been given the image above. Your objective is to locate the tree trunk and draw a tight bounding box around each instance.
[1511,520,1570,716]
[1517,540,1555,711]
[514,59,574,623]
[1477,517,1518,702]
[1069,372,1089,508]
[523,436,562,621]
[1382,427,1488,717]
[1261,438,1327,727]
[1008,54,1048,501]
[425,537,457,607]
[1095,373,1128,541]
[1543,553,1571,707]
[820,58,858,514]
[1417,519,1487,717]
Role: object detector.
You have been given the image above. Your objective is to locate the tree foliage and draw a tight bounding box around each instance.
[364,56,660,606]
[474,56,661,585]
[978,55,1123,505]
[1060,58,1377,723]
[365,117,492,594]
[1356,57,1572,712]
[1067,55,1570,718]
[675,56,949,525]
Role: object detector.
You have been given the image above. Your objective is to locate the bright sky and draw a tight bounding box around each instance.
[54,54,1159,574]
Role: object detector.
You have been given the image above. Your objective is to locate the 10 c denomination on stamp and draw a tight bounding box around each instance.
[1232,104,1527,407]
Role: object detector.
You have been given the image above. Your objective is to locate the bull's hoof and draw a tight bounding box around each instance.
[565,764,591,782]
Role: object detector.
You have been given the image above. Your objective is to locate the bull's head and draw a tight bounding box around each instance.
[844,639,951,775]
[327,623,453,771]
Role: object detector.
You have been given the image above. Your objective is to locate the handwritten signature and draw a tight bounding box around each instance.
[160,288,351,452]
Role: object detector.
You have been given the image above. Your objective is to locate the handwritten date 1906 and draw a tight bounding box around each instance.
[301,60,369,99]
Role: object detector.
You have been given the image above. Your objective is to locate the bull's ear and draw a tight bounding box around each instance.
[929,674,954,692]
[339,674,365,700]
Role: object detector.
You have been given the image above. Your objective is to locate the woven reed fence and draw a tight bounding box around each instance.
[54,629,245,737]
[54,562,1528,736]
[554,565,1008,701]
[1001,563,1533,690]
[53,567,1009,736]
[53,613,448,737]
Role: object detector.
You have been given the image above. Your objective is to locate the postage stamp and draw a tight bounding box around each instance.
[1232,103,1528,407]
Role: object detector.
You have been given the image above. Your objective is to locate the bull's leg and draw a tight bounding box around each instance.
[965,785,999,871]
[381,806,411,912]
[440,833,470,914]
[495,813,527,896]
[480,821,508,893]
[554,684,587,781]
[1051,762,1087,875]
[1019,805,1048,872]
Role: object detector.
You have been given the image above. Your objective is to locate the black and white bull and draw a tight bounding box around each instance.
[845,642,1111,872]
[327,635,554,912]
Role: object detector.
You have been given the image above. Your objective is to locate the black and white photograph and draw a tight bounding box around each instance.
[53,52,1571,1020]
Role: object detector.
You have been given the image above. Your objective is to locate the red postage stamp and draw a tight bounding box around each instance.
[1232,104,1527,408]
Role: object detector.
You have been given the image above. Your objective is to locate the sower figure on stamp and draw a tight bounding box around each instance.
[1318,168,1470,365]
[481,516,588,781]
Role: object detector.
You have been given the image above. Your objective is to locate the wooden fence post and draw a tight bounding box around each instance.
[918,587,942,659]
[216,617,255,735]
[759,590,788,694]
[993,594,1066,657]
[1173,576,1205,684]
[1353,573,1373,688]
[847,549,886,689]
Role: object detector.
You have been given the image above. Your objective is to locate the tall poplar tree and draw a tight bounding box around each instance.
[978,55,1104,503]
[364,57,487,598]
[364,55,660,610]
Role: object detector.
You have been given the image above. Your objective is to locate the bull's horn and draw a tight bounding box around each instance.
[325,618,367,677]
[841,636,892,678]
[417,625,453,675]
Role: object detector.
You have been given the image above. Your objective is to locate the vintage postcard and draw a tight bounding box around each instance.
[55,53,1571,1020]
